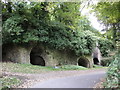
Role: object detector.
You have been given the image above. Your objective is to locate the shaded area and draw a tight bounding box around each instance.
[93,58,99,65]
[30,46,45,66]
[78,57,90,68]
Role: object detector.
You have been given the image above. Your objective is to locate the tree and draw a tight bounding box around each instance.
[2,1,101,56]
[92,1,120,43]
[50,2,81,30]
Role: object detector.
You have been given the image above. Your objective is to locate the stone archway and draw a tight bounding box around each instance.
[78,57,90,68]
[93,57,99,65]
[30,46,45,66]
[92,46,101,65]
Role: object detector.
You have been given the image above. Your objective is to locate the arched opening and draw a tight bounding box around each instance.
[93,58,99,65]
[78,57,90,68]
[30,46,45,66]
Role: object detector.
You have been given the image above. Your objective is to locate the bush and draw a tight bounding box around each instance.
[69,30,96,55]
[103,52,120,88]
[98,38,115,57]
[101,57,113,66]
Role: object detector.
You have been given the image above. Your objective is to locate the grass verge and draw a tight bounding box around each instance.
[93,65,108,69]
[0,76,21,90]
[1,62,108,74]
[1,62,89,74]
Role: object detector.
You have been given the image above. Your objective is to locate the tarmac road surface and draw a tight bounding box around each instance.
[31,70,106,88]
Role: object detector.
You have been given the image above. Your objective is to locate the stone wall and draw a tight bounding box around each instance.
[44,48,78,66]
[2,43,94,67]
[2,44,33,64]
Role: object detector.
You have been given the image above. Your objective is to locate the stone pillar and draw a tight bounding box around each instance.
[85,55,93,68]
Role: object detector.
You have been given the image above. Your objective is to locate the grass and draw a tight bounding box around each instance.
[93,65,108,69]
[1,62,57,74]
[1,62,107,74]
[1,62,89,74]
[0,76,21,90]
[60,65,87,70]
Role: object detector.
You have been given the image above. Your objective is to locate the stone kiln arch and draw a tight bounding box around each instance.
[78,57,90,68]
[93,57,99,65]
[30,46,45,66]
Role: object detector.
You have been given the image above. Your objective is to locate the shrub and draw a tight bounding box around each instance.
[98,38,115,57]
[101,58,113,66]
[103,52,120,88]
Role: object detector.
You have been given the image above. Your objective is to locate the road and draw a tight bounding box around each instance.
[31,70,106,88]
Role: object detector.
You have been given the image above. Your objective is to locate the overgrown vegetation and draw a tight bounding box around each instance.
[2,1,110,56]
[101,58,113,66]
[103,51,120,88]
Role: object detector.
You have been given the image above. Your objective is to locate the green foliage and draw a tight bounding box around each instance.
[92,2,120,43]
[92,2,120,24]
[46,21,97,55]
[2,15,40,43]
[103,52,120,88]
[70,31,96,55]
[98,38,114,57]
[101,58,113,66]
[45,21,71,49]
[51,2,81,29]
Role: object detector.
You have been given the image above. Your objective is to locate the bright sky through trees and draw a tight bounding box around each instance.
[1,0,107,33]
[80,1,105,33]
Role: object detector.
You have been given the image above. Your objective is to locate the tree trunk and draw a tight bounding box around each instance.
[112,23,117,44]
